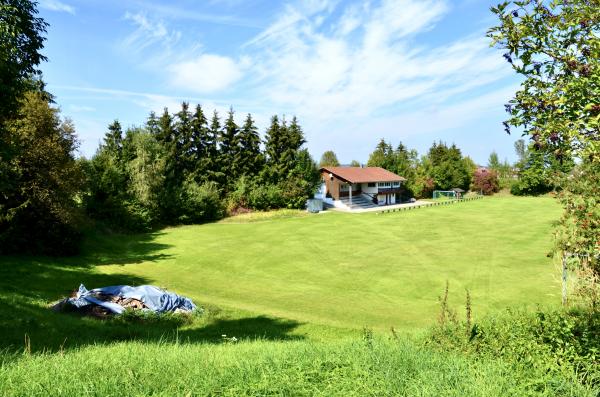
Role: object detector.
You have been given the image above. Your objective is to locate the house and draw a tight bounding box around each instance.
[319,166,407,209]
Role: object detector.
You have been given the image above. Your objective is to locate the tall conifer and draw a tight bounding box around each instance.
[220,108,240,183]
[237,113,264,177]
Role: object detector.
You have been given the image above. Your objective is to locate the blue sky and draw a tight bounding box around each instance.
[38,0,522,165]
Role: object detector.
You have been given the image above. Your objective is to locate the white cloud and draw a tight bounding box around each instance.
[38,0,75,14]
[129,1,262,28]
[120,12,184,63]
[168,54,243,93]
[240,0,510,122]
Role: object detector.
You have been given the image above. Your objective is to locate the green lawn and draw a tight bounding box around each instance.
[98,196,562,331]
[2,195,594,396]
[0,196,563,352]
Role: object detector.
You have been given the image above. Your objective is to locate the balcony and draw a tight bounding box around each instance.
[377,187,402,194]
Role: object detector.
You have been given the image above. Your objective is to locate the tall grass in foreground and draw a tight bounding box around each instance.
[0,338,593,397]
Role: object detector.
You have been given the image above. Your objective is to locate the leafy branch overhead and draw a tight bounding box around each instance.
[488,0,599,162]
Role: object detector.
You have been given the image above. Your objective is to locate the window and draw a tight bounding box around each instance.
[379,182,391,187]
[367,182,376,187]
[393,181,400,187]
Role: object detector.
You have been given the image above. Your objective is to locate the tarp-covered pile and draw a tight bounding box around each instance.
[53,284,196,317]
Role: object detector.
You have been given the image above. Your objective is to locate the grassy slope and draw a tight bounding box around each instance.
[1,338,592,397]
[1,196,594,396]
[100,196,562,331]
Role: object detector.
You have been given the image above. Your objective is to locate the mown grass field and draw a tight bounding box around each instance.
[1,195,583,396]
[99,195,563,331]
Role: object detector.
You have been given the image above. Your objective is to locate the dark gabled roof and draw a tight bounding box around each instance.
[321,166,406,183]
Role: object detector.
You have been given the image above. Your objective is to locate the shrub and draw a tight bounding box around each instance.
[427,307,600,391]
[471,168,499,195]
[178,179,224,224]
[248,184,284,210]
[279,178,312,209]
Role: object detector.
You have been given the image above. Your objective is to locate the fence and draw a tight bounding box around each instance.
[377,196,484,214]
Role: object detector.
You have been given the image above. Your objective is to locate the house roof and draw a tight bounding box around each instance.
[321,166,406,183]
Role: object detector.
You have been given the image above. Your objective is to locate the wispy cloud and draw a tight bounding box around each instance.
[38,0,75,14]
[241,0,509,121]
[69,105,96,112]
[128,1,263,29]
[121,12,183,58]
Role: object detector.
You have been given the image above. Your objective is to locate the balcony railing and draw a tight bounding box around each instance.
[377,187,402,194]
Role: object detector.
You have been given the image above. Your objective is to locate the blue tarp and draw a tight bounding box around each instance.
[68,284,197,314]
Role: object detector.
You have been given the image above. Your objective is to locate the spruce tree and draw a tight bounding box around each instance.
[190,104,210,181]
[237,113,264,177]
[156,108,174,145]
[175,102,194,178]
[146,111,160,136]
[287,116,306,153]
[220,108,240,184]
[104,120,123,161]
[263,115,283,182]
[209,111,225,186]
[367,139,394,170]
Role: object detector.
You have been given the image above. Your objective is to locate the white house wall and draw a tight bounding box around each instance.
[361,183,378,194]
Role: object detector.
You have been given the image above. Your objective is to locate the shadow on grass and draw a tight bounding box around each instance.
[0,230,304,354]
[178,315,304,343]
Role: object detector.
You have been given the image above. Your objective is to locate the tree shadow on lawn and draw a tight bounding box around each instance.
[0,231,304,354]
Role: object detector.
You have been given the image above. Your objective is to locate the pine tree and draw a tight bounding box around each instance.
[146,111,159,136]
[264,115,306,183]
[237,113,264,177]
[189,104,211,181]
[156,108,174,145]
[263,115,283,182]
[104,120,123,161]
[175,102,194,178]
[287,116,306,153]
[220,108,240,184]
[209,111,225,186]
[367,139,394,170]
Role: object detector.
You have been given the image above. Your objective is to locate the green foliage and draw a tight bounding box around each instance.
[490,0,599,275]
[319,150,340,167]
[263,115,306,184]
[236,113,264,178]
[489,0,599,163]
[177,179,224,224]
[510,137,575,196]
[367,139,395,170]
[0,0,47,122]
[511,155,551,196]
[349,159,361,167]
[366,140,475,199]
[367,139,420,198]
[554,161,600,273]
[428,307,600,393]
[126,129,165,214]
[219,108,240,188]
[0,92,83,255]
[1,337,570,396]
[426,142,472,192]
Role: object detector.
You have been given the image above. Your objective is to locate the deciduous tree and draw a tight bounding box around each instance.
[319,150,340,167]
